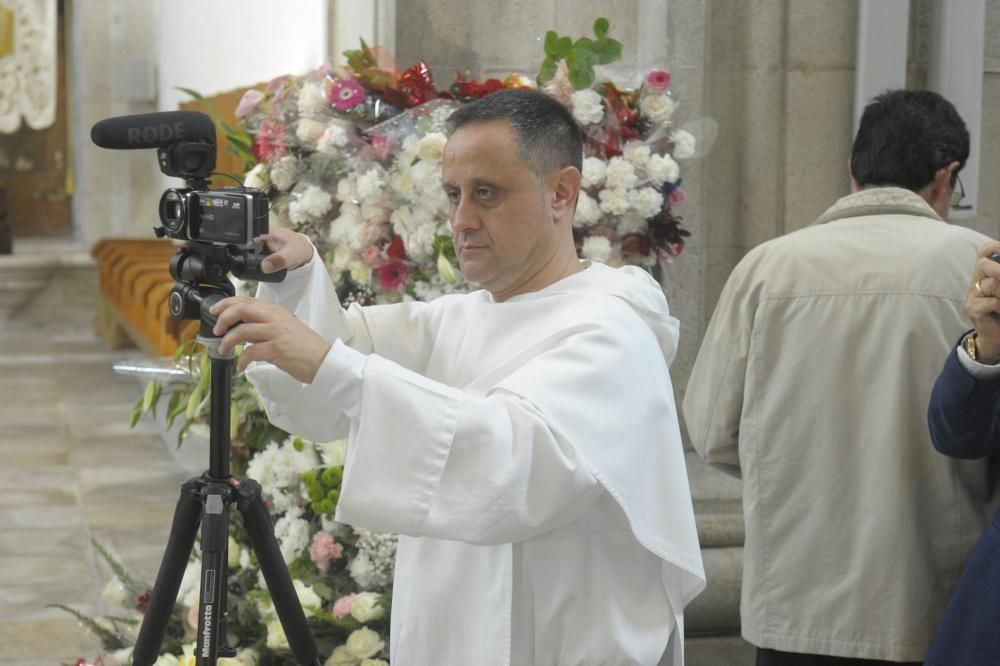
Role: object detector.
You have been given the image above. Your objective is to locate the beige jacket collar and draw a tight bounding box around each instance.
[813,186,943,226]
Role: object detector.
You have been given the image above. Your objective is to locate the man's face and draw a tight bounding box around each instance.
[442,120,560,300]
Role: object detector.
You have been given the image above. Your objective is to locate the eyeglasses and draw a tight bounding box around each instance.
[951,173,972,210]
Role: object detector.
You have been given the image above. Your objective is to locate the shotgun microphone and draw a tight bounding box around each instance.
[91,111,216,150]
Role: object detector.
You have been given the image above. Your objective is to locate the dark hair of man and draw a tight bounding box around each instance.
[447,88,583,176]
[850,89,969,191]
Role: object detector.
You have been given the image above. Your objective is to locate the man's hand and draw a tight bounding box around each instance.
[257,227,314,274]
[210,297,331,383]
[966,241,1000,359]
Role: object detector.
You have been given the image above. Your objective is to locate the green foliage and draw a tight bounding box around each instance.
[537,17,623,90]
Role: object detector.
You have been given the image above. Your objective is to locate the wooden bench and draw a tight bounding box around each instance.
[91,238,199,356]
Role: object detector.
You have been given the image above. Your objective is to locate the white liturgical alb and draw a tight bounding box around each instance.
[247,252,704,665]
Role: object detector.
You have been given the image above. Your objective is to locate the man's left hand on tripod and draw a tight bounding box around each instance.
[210,297,332,384]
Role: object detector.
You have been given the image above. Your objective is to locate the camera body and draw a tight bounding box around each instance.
[158,187,269,248]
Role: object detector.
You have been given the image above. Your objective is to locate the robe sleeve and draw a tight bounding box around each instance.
[682,259,757,478]
[244,248,371,442]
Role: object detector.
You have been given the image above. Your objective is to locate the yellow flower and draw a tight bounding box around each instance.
[437,254,458,285]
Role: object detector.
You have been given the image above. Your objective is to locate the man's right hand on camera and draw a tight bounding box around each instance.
[257,227,314,274]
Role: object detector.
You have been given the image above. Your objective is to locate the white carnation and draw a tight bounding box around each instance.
[415,132,447,162]
[274,511,311,564]
[671,129,696,159]
[639,93,677,125]
[580,157,607,189]
[573,191,602,227]
[317,124,350,154]
[620,212,648,235]
[622,141,652,168]
[316,440,347,467]
[243,163,269,190]
[332,243,357,271]
[598,188,630,216]
[581,236,614,263]
[295,118,327,146]
[355,168,385,204]
[270,156,298,192]
[297,82,328,116]
[628,186,665,218]
[389,166,414,196]
[299,185,334,218]
[294,579,322,618]
[570,89,605,126]
[409,160,441,192]
[336,177,358,203]
[604,157,638,190]
[401,222,437,262]
[645,154,679,186]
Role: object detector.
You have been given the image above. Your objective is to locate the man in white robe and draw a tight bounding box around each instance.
[211,89,704,665]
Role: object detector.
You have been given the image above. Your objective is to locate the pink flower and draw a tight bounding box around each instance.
[361,246,382,267]
[330,78,366,110]
[645,69,672,93]
[309,531,344,573]
[332,593,358,619]
[371,134,391,161]
[235,90,265,119]
[253,119,287,162]
[668,187,686,207]
[377,260,410,291]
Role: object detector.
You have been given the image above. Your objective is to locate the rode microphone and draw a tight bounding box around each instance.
[91,111,217,179]
[90,111,216,149]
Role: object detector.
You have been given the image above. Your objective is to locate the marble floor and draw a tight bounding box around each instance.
[0,262,186,665]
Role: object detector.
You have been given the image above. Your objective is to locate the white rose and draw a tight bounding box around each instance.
[350,592,386,623]
[389,167,414,196]
[243,163,269,190]
[153,655,180,666]
[628,186,665,218]
[295,118,327,145]
[645,154,679,186]
[581,236,614,263]
[415,132,447,162]
[570,89,605,126]
[332,244,356,271]
[325,646,360,666]
[598,188,630,216]
[671,129,696,159]
[101,576,128,607]
[318,124,350,154]
[349,554,374,586]
[573,191,602,227]
[604,157,638,190]
[270,156,298,192]
[360,661,389,666]
[227,536,242,569]
[346,627,385,659]
[266,619,290,650]
[580,157,607,189]
[639,93,677,125]
[294,579,323,618]
[298,82,328,116]
[622,141,651,168]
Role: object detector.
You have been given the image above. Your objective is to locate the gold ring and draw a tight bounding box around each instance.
[976,279,988,298]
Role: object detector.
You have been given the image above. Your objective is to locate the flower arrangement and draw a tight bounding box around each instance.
[71,18,694,665]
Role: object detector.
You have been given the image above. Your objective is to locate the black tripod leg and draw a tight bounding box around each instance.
[195,484,232,664]
[235,479,321,666]
[133,477,203,666]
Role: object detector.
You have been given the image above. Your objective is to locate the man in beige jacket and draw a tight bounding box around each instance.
[683,89,1000,665]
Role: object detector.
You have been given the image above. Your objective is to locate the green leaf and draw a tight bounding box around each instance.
[92,539,146,595]
[555,36,573,59]
[129,396,143,428]
[537,57,558,84]
[593,17,610,39]
[177,421,192,448]
[543,30,559,57]
[48,604,127,650]
[568,63,596,91]
[592,38,623,65]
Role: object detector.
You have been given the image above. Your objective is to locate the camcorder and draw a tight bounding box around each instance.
[91,110,285,330]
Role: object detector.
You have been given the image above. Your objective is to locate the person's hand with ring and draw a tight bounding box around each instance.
[965,241,1000,361]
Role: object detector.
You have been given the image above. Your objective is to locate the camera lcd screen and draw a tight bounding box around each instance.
[196,193,251,245]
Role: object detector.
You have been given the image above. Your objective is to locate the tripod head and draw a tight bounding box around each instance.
[168,241,287,348]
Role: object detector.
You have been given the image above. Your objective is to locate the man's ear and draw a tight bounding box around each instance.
[550,166,582,218]
[928,160,960,209]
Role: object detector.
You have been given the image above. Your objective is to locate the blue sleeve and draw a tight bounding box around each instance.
[928,335,1000,459]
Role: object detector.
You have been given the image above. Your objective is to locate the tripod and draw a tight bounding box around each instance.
[132,245,321,666]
